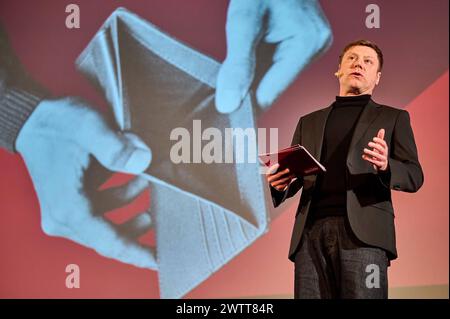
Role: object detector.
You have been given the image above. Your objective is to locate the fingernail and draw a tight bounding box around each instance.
[216,89,242,114]
[256,89,275,109]
[125,148,152,174]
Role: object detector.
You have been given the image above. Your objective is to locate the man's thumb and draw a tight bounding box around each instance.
[91,130,152,175]
[215,0,264,114]
[216,60,255,114]
[377,128,385,140]
[73,107,151,174]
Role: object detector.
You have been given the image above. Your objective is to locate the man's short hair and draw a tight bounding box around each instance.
[339,39,383,72]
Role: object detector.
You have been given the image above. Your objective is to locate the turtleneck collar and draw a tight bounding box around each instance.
[334,94,371,107]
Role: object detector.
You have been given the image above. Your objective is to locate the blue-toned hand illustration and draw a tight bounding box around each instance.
[16,97,157,270]
[216,0,332,113]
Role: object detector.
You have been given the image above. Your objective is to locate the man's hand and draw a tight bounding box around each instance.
[362,128,389,171]
[216,0,332,113]
[266,163,296,191]
[16,97,157,270]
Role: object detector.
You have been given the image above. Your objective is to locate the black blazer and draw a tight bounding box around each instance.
[271,99,424,261]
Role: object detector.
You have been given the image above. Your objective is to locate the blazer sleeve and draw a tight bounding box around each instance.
[270,116,304,207]
[379,109,424,192]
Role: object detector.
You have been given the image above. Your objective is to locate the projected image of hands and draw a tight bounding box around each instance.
[216,0,332,113]
[16,97,157,270]
[1,0,332,298]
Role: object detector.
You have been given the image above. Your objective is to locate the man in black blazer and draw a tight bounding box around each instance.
[267,39,423,299]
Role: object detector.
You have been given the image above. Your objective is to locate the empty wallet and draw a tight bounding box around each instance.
[76,8,270,299]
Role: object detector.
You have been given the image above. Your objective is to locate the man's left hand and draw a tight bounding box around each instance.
[16,97,157,270]
[362,128,389,171]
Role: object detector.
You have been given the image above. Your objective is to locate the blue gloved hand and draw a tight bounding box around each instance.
[216,0,332,113]
[16,97,157,270]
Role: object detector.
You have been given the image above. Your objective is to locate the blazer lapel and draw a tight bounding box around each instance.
[309,105,333,161]
[347,99,382,171]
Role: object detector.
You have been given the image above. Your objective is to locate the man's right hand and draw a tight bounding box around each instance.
[216,0,332,113]
[266,163,296,191]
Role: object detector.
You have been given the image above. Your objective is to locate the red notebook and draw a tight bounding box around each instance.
[259,144,326,176]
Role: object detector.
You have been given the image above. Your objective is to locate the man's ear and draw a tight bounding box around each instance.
[335,64,341,77]
[375,72,381,85]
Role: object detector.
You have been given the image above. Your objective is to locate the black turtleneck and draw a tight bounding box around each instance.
[310,94,371,220]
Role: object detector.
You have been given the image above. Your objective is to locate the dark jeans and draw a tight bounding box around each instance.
[294,216,389,299]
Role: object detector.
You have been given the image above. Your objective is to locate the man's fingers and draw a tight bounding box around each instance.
[257,0,332,108]
[76,109,151,174]
[22,99,151,175]
[373,137,387,148]
[274,184,289,191]
[215,0,266,113]
[224,0,265,59]
[363,148,386,161]
[116,212,153,239]
[74,217,157,270]
[94,130,151,175]
[267,167,291,182]
[84,159,114,192]
[92,176,150,214]
[267,163,280,175]
[368,142,385,154]
[271,175,294,187]
[256,31,331,108]
[256,35,315,108]
[217,0,332,112]
[43,198,157,270]
[362,154,383,167]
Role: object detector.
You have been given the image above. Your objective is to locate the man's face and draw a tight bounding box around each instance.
[337,45,381,96]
